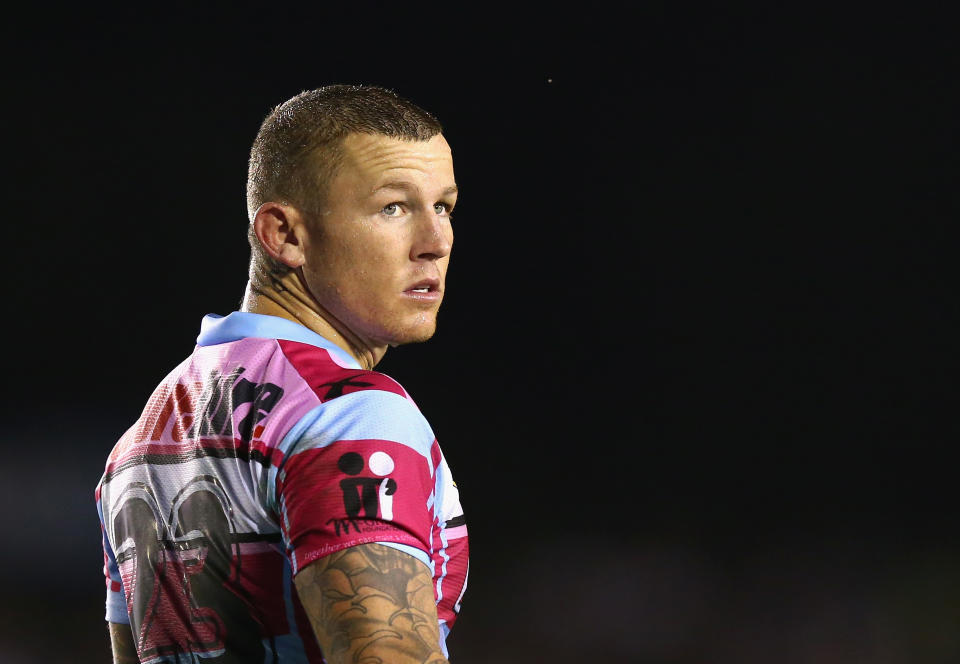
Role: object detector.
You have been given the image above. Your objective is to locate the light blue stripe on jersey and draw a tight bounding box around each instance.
[279,390,435,462]
[379,542,431,569]
[97,496,129,624]
[196,311,361,369]
[439,623,451,658]
[266,389,437,514]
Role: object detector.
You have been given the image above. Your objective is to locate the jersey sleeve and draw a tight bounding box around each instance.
[269,388,439,575]
[433,454,469,635]
[96,488,129,624]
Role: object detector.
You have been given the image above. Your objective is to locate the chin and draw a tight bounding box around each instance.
[385,317,438,346]
[393,328,438,346]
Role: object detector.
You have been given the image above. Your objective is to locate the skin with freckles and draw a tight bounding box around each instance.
[243,132,457,370]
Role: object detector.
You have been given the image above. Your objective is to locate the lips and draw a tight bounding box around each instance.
[402,277,443,303]
[404,278,440,294]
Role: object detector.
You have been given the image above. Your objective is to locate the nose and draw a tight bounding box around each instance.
[411,210,452,261]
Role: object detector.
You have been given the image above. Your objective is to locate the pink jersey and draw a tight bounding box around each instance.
[96,312,469,663]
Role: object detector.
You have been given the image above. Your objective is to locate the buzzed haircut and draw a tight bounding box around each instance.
[244,85,443,285]
[246,84,443,222]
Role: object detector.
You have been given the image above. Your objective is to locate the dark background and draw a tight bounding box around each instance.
[2,5,956,663]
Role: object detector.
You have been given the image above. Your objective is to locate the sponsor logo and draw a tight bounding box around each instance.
[318,374,375,400]
[336,451,397,520]
[325,517,400,537]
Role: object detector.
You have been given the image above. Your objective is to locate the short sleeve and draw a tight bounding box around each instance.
[97,494,129,624]
[272,389,439,575]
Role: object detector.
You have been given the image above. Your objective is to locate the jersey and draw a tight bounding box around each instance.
[95,312,469,663]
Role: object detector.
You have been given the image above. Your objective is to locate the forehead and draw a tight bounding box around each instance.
[338,133,455,186]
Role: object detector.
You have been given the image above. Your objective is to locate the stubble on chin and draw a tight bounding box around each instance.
[382,311,440,347]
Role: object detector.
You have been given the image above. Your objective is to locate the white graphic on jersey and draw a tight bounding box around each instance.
[369,451,396,520]
[368,450,395,475]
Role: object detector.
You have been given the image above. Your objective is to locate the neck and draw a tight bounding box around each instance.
[240,271,385,370]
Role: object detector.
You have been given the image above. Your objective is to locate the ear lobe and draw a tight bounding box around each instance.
[253,203,307,268]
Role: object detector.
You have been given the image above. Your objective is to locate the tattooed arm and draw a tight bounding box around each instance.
[294,543,449,664]
[108,622,139,664]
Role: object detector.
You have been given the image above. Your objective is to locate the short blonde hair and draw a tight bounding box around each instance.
[245,85,443,284]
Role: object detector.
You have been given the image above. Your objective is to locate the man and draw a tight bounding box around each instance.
[95,85,469,664]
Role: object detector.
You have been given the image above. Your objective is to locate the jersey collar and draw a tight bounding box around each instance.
[197,312,362,369]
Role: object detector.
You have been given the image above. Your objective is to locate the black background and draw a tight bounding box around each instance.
[2,4,956,663]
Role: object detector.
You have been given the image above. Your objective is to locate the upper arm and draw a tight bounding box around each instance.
[100,488,137,662]
[294,542,449,664]
[275,389,438,573]
[108,622,139,664]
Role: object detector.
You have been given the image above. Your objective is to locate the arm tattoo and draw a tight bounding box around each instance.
[294,543,449,664]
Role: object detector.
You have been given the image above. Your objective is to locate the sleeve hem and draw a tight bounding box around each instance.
[292,534,431,576]
[105,594,129,624]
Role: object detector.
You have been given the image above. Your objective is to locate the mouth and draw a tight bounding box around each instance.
[404,278,442,299]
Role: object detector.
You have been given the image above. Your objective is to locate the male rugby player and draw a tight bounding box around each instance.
[96,85,468,664]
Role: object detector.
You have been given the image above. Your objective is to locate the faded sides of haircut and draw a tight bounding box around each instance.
[245,84,443,286]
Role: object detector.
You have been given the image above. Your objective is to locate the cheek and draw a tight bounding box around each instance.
[336,252,397,304]
[309,226,406,301]
[317,237,374,282]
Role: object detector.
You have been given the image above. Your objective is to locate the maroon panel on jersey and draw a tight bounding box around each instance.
[278,339,408,403]
[436,535,469,624]
[278,439,435,573]
[231,543,289,636]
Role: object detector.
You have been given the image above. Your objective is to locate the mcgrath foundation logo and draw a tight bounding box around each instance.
[337,451,398,520]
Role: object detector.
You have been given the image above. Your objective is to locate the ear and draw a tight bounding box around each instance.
[252,202,308,268]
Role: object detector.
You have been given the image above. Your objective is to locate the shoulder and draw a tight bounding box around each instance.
[276,339,410,404]
[288,386,433,454]
[274,342,434,459]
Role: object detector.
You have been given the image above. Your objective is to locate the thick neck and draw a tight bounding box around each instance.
[240,270,386,370]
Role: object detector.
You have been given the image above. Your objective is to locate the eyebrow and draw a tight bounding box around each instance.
[371,180,458,197]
